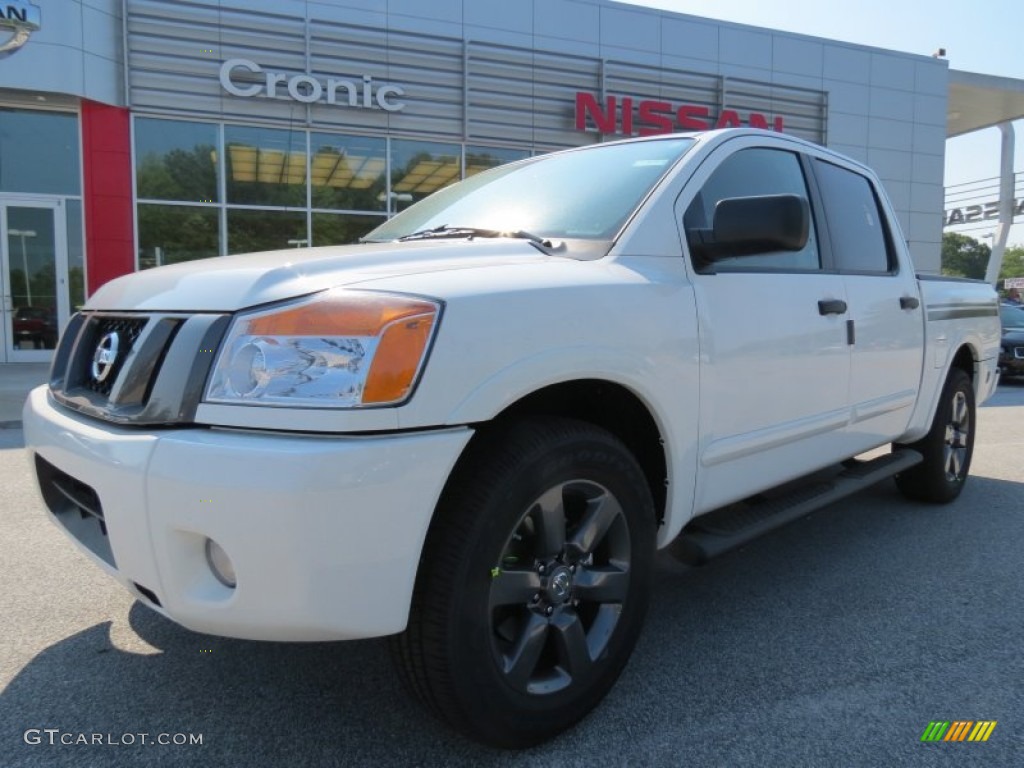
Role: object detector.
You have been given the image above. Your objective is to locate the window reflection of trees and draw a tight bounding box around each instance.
[227,210,307,255]
[136,145,218,203]
[132,118,533,265]
[311,213,382,247]
[137,205,218,269]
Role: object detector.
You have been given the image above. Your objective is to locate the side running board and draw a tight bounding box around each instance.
[671,449,923,565]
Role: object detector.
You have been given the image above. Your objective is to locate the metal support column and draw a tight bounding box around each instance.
[985,121,1016,285]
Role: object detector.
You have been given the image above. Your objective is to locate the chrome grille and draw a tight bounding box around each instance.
[81,316,148,397]
[48,310,231,426]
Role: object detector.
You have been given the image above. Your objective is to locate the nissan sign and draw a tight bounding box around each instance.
[575,92,784,136]
[0,1,41,54]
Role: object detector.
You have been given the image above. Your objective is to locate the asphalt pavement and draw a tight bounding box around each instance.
[1,382,1023,766]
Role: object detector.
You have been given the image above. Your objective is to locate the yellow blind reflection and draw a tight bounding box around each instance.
[228,144,390,190]
[225,143,498,196]
[393,158,460,194]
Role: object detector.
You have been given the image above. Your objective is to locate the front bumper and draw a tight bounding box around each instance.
[23,386,472,641]
[998,353,1024,377]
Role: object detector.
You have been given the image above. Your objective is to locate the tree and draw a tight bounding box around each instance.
[941,233,990,279]
[1000,245,1024,280]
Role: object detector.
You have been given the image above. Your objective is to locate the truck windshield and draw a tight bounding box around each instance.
[364,138,694,246]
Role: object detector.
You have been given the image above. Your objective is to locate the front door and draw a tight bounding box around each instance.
[0,198,68,363]
[679,141,853,514]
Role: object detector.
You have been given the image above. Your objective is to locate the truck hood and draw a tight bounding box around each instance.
[86,239,557,312]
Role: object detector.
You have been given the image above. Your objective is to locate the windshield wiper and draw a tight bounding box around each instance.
[396,225,553,248]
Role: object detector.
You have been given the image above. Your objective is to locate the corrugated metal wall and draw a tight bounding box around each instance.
[126,0,827,148]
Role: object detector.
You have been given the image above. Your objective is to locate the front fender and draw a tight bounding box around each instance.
[443,344,700,548]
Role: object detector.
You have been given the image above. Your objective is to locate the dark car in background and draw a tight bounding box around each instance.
[999,303,1024,379]
[1002,302,1024,331]
[12,307,58,350]
[1000,332,1024,378]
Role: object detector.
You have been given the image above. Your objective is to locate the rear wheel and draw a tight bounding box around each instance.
[392,418,656,748]
[895,368,975,503]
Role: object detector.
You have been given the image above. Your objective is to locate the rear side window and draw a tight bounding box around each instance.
[684,148,820,271]
[814,160,894,274]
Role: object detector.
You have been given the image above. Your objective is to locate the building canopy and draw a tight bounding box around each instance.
[948,69,1024,137]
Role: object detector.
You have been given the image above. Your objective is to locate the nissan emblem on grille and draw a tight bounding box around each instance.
[91,331,120,383]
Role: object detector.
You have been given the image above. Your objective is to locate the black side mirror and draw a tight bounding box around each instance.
[690,194,809,260]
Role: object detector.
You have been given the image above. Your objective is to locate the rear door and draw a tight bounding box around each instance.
[810,158,924,449]
[678,139,852,514]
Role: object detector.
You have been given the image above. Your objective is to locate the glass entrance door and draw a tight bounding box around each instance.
[1,199,68,363]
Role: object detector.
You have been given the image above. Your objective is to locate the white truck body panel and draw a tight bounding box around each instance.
[24,129,1000,640]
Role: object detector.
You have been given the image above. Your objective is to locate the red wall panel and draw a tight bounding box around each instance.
[81,100,134,296]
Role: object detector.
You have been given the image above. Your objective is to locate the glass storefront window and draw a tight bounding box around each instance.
[0,109,80,195]
[310,134,386,212]
[130,119,545,264]
[6,204,56,327]
[137,204,219,269]
[135,118,218,203]
[311,213,385,246]
[390,139,462,212]
[227,209,307,254]
[225,126,306,207]
[464,146,529,177]
[65,199,85,311]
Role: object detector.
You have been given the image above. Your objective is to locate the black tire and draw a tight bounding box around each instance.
[392,417,656,748]
[894,368,975,503]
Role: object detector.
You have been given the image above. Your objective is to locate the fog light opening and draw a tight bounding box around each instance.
[204,538,237,588]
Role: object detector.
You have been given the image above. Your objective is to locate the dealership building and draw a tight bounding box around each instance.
[1,0,1023,363]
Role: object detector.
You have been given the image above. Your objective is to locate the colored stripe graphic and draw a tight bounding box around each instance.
[921,720,996,742]
[968,722,997,742]
[944,721,972,741]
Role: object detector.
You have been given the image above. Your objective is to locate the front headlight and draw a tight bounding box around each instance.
[205,290,441,408]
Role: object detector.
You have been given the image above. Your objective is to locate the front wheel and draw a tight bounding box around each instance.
[894,368,976,503]
[392,418,656,748]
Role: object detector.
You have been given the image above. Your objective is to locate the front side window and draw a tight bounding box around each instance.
[684,148,820,271]
[814,159,894,274]
[368,138,694,245]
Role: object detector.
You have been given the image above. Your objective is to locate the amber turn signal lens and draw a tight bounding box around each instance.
[363,312,436,403]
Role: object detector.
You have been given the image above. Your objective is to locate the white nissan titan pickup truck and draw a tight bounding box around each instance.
[25,129,1000,747]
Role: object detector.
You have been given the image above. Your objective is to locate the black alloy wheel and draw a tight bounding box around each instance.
[393,418,656,748]
[488,478,633,697]
[895,368,976,503]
